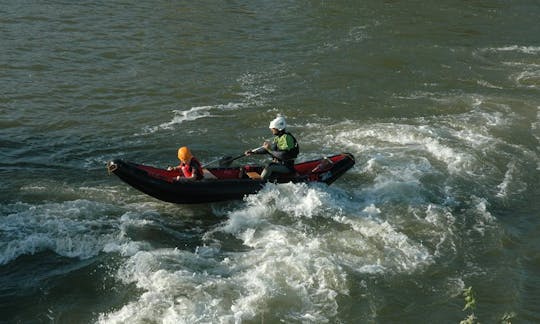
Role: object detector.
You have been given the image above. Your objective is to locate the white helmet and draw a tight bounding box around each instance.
[269,116,287,130]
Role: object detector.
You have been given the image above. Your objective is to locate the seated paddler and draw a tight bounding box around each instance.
[245,115,299,181]
[168,146,204,181]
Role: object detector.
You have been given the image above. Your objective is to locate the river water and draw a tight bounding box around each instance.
[2,1,540,323]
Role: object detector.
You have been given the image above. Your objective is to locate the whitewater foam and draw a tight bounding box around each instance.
[97,93,534,321]
[332,123,472,175]
[98,182,439,323]
[496,161,516,198]
[470,197,496,236]
[141,104,234,135]
[481,45,540,54]
[0,200,125,265]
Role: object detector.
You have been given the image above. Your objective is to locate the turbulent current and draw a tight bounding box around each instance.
[1,1,540,323]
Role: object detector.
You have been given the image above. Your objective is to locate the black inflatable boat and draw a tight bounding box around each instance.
[107,153,355,204]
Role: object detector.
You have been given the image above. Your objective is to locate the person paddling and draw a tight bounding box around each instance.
[245,116,299,181]
[168,146,204,181]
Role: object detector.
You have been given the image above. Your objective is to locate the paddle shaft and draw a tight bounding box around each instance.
[222,146,265,165]
[223,153,247,164]
[202,146,264,168]
[201,157,224,168]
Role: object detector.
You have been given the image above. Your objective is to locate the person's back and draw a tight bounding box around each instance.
[268,129,298,168]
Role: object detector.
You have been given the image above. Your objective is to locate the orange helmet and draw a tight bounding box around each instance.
[177,146,193,163]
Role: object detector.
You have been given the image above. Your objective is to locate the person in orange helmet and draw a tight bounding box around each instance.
[168,146,203,181]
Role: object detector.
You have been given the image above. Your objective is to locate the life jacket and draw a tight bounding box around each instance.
[271,131,299,169]
[273,131,299,159]
[286,131,299,159]
[180,157,204,180]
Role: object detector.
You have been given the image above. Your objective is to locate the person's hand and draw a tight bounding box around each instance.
[167,166,174,171]
[263,141,271,150]
[245,150,252,156]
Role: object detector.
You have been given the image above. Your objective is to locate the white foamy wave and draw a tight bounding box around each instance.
[476,46,540,89]
[330,215,433,273]
[141,103,243,135]
[476,79,503,89]
[496,161,516,198]
[502,61,540,69]
[98,180,447,323]
[495,159,529,200]
[309,94,527,186]
[511,69,540,89]
[534,107,540,170]
[230,229,348,323]
[98,248,236,324]
[482,45,540,54]
[469,197,497,236]
[0,200,125,265]
[421,204,458,258]
[333,124,472,174]
[103,241,150,257]
[98,243,347,323]
[224,183,433,276]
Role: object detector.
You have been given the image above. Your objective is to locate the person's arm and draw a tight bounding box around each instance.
[245,143,269,155]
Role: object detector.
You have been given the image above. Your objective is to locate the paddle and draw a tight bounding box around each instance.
[200,157,225,168]
[202,146,265,168]
[217,153,247,167]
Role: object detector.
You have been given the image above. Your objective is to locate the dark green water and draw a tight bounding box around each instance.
[1,1,540,323]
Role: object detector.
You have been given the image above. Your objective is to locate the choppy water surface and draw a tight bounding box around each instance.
[2,1,540,323]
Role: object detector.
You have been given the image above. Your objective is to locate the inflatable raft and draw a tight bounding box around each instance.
[107,153,355,204]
